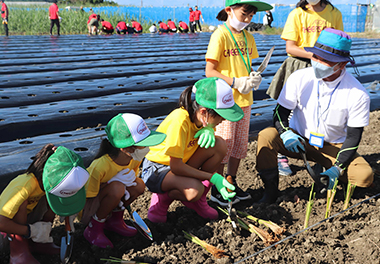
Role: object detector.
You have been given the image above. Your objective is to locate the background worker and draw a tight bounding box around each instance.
[193,5,204,32]
[1,0,8,36]
[149,23,157,33]
[87,13,100,35]
[167,19,177,33]
[131,20,142,33]
[188,7,195,33]
[48,0,60,36]
[158,21,169,33]
[100,19,114,34]
[178,20,189,33]
[116,21,128,34]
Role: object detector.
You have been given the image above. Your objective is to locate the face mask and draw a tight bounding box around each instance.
[130,147,150,161]
[307,0,321,5]
[229,8,249,32]
[311,60,340,79]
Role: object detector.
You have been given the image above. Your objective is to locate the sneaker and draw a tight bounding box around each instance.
[210,185,239,207]
[278,155,292,176]
[227,175,252,201]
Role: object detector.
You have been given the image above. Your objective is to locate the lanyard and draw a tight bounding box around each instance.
[224,23,251,75]
[316,80,341,130]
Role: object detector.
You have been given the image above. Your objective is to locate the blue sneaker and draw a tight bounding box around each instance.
[278,155,292,176]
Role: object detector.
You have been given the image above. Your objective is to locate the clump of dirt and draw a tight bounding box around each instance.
[1,111,380,264]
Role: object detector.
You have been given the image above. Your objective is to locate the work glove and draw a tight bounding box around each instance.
[108,168,137,187]
[249,71,262,91]
[59,214,78,232]
[232,76,255,94]
[118,189,131,210]
[280,130,305,153]
[28,222,53,243]
[194,126,215,149]
[320,166,341,190]
[59,16,62,22]
[2,18,7,24]
[210,173,236,200]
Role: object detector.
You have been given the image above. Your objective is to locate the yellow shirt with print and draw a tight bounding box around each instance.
[0,173,45,219]
[281,4,343,52]
[205,25,259,108]
[146,108,201,165]
[86,154,141,198]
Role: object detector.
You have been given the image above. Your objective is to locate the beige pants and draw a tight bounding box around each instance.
[256,127,374,188]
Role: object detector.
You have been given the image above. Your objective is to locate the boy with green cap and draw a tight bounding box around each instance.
[142,77,242,223]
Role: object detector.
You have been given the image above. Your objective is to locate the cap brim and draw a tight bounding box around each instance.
[46,186,86,216]
[134,131,166,147]
[214,103,244,122]
[230,1,273,11]
[305,47,354,64]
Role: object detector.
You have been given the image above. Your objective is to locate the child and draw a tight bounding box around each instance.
[100,19,114,35]
[205,0,272,206]
[142,77,241,223]
[116,21,128,34]
[266,0,343,179]
[0,144,89,264]
[82,113,166,248]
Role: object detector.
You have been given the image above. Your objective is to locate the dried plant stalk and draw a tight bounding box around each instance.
[237,210,285,236]
[343,181,356,210]
[183,231,227,259]
[325,179,338,218]
[304,183,316,229]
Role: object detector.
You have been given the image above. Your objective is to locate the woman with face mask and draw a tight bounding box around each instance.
[142,77,243,223]
[205,0,273,207]
[266,0,343,180]
[81,113,166,248]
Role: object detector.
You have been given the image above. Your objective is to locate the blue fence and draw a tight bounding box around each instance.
[85,4,368,32]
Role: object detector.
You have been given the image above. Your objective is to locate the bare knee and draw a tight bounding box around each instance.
[105,181,125,200]
[215,136,227,156]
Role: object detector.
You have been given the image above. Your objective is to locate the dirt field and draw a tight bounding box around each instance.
[1,110,380,264]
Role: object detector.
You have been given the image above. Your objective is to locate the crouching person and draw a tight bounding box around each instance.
[256,28,374,204]
[81,113,166,248]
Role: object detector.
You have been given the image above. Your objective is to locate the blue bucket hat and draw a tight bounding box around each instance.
[304,28,355,65]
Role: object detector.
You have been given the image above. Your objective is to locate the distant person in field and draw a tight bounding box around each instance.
[167,19,177,33]
[193,5,204,32]
[116,21,128,34]
[149,23,157,33]
[158,21,169,33]
[87,13,100,35]
[188,7,195,33]
[131,20,142,33]
[100,19,114,34]
[263,10,273,28]
[178,21,189,33]
[48,0,60,36]
[1,0,8,37]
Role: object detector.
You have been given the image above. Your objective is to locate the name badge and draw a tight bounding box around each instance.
[309,132,324,148]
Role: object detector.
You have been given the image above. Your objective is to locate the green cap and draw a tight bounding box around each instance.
[42,146,90,216]
[225,0,273,11]
[105,113,166,148]
[194,77,244,122]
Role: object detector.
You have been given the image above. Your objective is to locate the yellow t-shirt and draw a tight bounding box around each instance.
[145,108,201,165]
[86,154,141,198]
[281,4,343,51]
[205,25,259,108]
[0,173,45,219]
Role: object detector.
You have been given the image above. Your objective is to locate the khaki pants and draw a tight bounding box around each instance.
[256,127,374,188]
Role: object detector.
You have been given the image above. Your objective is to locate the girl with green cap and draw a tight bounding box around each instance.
[142,77,243,223]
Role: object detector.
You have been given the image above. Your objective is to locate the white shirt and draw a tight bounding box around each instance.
[278,67,370,143]
[149,25,157,33]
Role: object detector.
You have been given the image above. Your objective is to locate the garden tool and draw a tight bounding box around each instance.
[299,148,326,194]
[126,205,153,241]
[60,216,73,264]
[226,175,237,229]
[256,46,275,74]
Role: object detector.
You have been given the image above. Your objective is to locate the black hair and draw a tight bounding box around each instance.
[26,143,55,181]
[94,138,120,160]
[168,19,171,21]
[158,21,162,23]
[217,4,258,22]
[179,85,218,123]
[100,19,104,22]
[296,0,334,10]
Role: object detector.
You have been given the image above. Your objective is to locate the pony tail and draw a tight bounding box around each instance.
[94,138,120,160]
[26,143,55,181]
[296,0,308,10]
[216,9,228,21]
[179,85,194,116]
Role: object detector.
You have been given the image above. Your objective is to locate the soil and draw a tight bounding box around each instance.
[1,110,380,264]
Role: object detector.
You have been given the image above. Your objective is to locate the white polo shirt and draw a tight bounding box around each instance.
[278,67,370,144]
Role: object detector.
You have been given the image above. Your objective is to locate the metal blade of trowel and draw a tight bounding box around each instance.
[226,175,237,229]
[60,216,74,264]
[127,205,153,241]
[256,46,275,74]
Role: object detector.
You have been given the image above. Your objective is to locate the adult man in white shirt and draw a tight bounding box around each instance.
[256,28,374,203]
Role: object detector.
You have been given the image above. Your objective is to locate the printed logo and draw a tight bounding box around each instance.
[302,20,328,33]
[222,94,233,106]
[60,190,77,196]
[137,121,148,135]
[187,139,197,148]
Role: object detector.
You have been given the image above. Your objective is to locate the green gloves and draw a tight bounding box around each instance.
[210,173,236,200]
[194,126,215,149]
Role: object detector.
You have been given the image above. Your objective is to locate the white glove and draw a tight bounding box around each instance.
[117,190,130,210]
[59,16,62,22]
[249,71,262,91]
[29,222,53,243]
[59,214,77,232]
[233,76,254,94]
[108,168,137,187]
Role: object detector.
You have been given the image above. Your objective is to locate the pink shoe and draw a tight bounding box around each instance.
[9,234,40,264]
[181,180,218,220]
[104,210,137,237]
[147,192,173,223]
[83,217,113,248]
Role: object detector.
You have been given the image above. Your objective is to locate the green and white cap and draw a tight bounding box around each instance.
[225,0,273,11]
[105,113,166,148]
[194,77,244,122]
[42,146,90,216]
